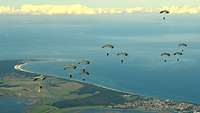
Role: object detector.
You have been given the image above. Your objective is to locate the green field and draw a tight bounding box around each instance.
[0,60,199,113]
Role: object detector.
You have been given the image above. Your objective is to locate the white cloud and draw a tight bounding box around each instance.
[0,4,200,15]
[0,6,15,14]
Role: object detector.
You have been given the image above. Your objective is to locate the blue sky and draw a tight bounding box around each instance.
[1,0,200,7]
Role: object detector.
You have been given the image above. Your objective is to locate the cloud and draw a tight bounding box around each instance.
[160,6,200,14]
[0,6,15,14]
[0,4,200,15]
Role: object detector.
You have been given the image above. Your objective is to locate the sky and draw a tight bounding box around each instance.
[0,0,200,14]
[0,0,200,7]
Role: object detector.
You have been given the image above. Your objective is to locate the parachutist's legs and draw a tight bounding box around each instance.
[177,58,180,62]
[163,17,166,20]
[69,74,72,78]
[82,78,86,81]
[164,59,167,62]
[38,85,42,93]
[82,68,86,72]
[181,49,184,52]
[107,53,109,56]
[121,59,124,63]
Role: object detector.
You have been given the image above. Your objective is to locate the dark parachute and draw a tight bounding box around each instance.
[102,44,114,49]
[116,52,128,63]
[173,52,183,56]
[161,52,171,57]
[173,52,183,62]
[117,52,128,56]
[78,59,91,81]
[161,52,171,62]
[102,44,114,56]
[160,10,170,20]
[64,64,77,78]
[178,43,188,52]
[160,10,170,14]
[33,74,47,93]
[64,64,77,70]
[178,43,188,47]
[80,68,90,81]
[33,74,47,81]
[78,59,90,65]
[78,59,90,70]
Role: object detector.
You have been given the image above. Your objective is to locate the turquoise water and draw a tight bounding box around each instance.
[1,14,200,104]
[0,96,28,113]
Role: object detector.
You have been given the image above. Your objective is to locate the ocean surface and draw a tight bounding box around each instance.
[1,14,200,104]
[0,96,28,113]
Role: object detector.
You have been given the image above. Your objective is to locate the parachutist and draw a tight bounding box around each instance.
[117,52,128,64]
[69,74,72,78]
[107,53,109,56]
[102,43,114,56]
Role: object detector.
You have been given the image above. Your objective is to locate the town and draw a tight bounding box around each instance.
[111,97,200,113]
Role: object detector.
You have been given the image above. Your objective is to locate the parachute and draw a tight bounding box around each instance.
[178,43,188,47]
[173,52,183,62]
[33,74,47,81]
[80,68,90,81]
[173,52,183,56]
[116,52,128,63]
[64,64,77,78]
[160,10,170,20]
[64,64,77,70]
[178,43,188,52]
[161,52,171,62]
[102,44,114,49]
[78,59,91,80]
[160,10,170,14]
[161,52,171,57]
[33,74,47,93]
[117,52,128,56]
[102,44,114,56]
[78,59,90,65]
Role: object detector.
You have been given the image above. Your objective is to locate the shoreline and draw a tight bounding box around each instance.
[14,60,137,96]
[13,59,198,104]
[2,59,200,113]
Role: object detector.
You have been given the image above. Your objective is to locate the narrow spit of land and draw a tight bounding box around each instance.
[0,59,199,113]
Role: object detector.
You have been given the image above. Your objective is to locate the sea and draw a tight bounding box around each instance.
[0,14,200,105]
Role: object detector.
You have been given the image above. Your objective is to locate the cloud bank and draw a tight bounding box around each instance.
[0,4,200,15]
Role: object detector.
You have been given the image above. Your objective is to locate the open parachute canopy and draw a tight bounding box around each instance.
[78,59,90,65]
[160,10,170,14]
[64,64,77,70]
[173,52,183,56]
[102,44,114,49]
[116,52,128,56]
[33,74,47,81]
[178,43,188,47]
[161,52,171,57]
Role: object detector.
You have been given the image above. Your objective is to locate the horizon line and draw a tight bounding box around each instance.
[0,4,200,15]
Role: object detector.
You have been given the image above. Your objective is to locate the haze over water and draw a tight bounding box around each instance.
[1,14,200,103]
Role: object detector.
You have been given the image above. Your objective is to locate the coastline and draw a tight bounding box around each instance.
[14,60,137,96]
[13,59,199,104]
[1,59,200,113]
